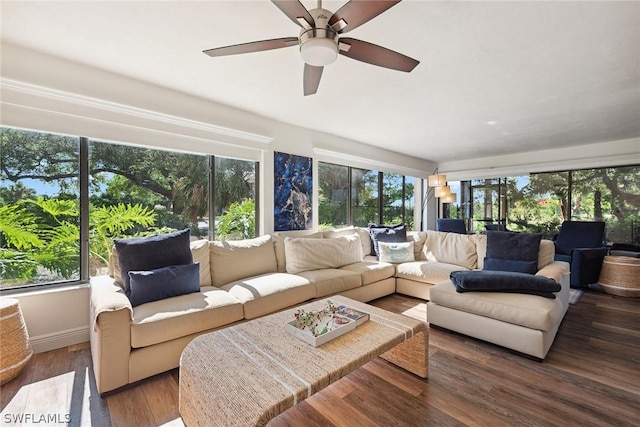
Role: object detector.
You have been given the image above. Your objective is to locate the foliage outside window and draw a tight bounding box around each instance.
[1,129,81,287]
[1,127,258,290]
[448,167,639,244]
[351,168,379,227]
[214,157,256,240]
[318,163,349,229]
[319,162,416,229]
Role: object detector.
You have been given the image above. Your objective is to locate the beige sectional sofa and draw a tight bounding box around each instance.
[90,227,569,394]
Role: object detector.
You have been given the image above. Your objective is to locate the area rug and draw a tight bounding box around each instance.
[568,289,584,305]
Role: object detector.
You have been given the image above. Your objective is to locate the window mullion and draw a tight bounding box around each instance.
[79,137,90,281]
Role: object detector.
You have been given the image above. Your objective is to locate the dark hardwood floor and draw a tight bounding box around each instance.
[1,290,639,426]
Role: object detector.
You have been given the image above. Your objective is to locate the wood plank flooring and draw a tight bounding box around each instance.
[1,290,639,426]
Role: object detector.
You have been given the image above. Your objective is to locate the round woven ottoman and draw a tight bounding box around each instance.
[598,256,640,297]
[0,298,33,384]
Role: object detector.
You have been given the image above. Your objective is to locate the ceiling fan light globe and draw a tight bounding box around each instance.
[300,38,338,66]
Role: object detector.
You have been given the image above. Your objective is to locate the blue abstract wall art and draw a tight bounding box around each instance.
[274,151,313,231]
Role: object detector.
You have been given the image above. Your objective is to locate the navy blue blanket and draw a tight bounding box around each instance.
[450,271,561,299]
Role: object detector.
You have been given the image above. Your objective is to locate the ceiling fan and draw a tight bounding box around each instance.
[203,0,419,96]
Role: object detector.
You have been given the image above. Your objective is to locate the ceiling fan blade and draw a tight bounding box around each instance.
[203,37,298,57]
[303,64,323,96]
[328,0,401,33]
[272,0,314,28]
[339,38,419,72]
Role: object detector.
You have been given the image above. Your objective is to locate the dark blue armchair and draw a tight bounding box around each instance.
[437,218,467,234]
[553,221,609,289]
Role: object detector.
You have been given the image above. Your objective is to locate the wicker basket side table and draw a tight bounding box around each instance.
[0,298,33,384]
[598,256,640,297]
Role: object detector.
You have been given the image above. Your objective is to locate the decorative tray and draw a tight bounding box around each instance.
[285,300,358,347]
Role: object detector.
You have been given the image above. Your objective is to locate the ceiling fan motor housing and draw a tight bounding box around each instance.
[299,8,339,66]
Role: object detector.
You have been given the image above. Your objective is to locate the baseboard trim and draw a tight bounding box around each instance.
[29,326,90,354]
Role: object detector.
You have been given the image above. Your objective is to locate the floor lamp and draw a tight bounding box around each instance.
[422,172,457,230]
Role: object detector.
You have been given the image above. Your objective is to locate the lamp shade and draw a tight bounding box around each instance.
[434,186,451,198]
[440,193,457,204]
[428,174,447,187]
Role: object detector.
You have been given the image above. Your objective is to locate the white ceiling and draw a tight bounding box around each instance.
[1,0,639,163]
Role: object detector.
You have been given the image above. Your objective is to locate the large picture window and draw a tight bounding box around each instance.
[1,126,259,290]
[319,162,416,229]
[1,128,81,288]
[318,162,349,229]
[88,140,210,276]
[447,166,639,244]
[214,156,257,240]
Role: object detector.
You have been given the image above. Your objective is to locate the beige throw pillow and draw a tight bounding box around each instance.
[284,234,363,274]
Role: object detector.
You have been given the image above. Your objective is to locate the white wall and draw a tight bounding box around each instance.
[0,43,433,352]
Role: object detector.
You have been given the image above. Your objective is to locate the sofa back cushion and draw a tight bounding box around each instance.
[407,231,427,260]
[284,234,363,274]
[210,235,277,287]
[323,226,372,258]
[423,230,477,270]
[190,239,212,287]
[538,240,555,268]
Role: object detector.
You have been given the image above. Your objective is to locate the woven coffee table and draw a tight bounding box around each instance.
[179,295,428,427]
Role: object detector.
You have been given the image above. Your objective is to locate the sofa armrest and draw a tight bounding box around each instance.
[89,275,133,394]
[536,261,570,310]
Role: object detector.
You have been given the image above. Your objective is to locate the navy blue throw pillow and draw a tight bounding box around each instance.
[128,263,200,307]
[484,231,542,275]
[483,258,538,275]
[115,229,192,297]
[368,223,407,258]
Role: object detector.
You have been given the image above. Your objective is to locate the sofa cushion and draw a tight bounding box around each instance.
[130,286,244,348]
[284,234,363,274]
[407,231,427,260]
[340,261,396,285]
[129,263,200,307]
[378,241,415,263]
[210,235,277,287]
[538,240,555,269]
[429,280,564,331]
[115,229,193,297]
[296,268,362,297]
[484,231,542,275]
[396,260,469,285]
[423,230,478,269]
[368,224,407,258]
[323,226,372,259]
[221,273,314,319]
[450,270,561,298]
[190,240,212,287]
